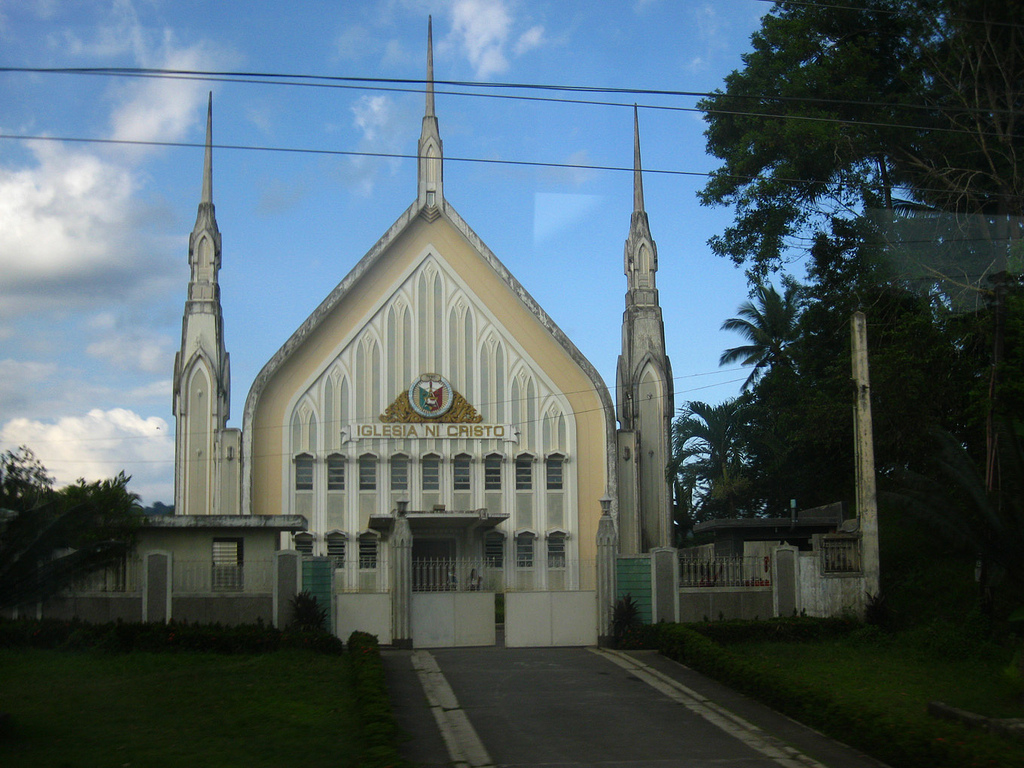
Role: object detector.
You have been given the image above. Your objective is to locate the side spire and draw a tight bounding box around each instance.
[201,92,213,205]
[633,105,644,214]
[417,16,443,212]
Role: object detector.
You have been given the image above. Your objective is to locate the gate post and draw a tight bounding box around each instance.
[651,547,679,623]
[142,551,172,623]
[391,501,413,649]
[273,550,301,629]
[596,496,617,646]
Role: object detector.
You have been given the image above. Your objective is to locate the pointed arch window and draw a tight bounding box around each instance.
[293,532,315,556]
[326,532,346,568]
[515,454,534,491]
[327,453,345,491]
[422,453,441,492]
[294,453,314,491]
[453,453,472,492]
[391,454,410,492]
[545,453,565,490]
[358,454,377,491]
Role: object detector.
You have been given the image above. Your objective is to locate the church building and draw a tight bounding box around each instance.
[172,23,673,600]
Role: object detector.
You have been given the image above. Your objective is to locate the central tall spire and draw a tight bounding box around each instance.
[417,16,443,212]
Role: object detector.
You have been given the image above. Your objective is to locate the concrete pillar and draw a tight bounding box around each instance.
[142,551,171,623]
[650,547,679,623]
[596,496,618,646]
[852,312,881,600]
[773,545,799,618]
[391,501,413,649]
[273,550,301,629]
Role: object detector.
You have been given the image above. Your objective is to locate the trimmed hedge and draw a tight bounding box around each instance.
[0,617,344,655]
[347,631,408,768]
[655,622,1023,768]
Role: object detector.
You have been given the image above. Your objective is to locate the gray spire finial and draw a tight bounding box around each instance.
[633,104,644,214]
[426,16,435,118]
[202,92,213,205]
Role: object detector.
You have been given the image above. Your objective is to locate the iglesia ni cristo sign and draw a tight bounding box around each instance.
[342,373,518,442]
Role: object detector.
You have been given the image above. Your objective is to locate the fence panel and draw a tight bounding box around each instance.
[678,555,772,588]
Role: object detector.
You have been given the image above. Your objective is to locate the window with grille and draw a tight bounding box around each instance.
[359,535,378,569]
[391,455,409,491]
[546,455,564,490]
[485,533,504,568]
[327,454,345,491]
[326,533,346,568]
[484,454,502,490]
[359,454,377,490]
[547,534,566,568]
[454,454,471,491]
[515,455,533,490]
[295,454,313,491]
[516,534,534,568]
[422,455,440,491]
[294,532,314,556]
[212,538,243,590]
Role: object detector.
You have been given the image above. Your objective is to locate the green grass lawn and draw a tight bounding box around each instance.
[0,648,361,768]
[728,633,1024,722]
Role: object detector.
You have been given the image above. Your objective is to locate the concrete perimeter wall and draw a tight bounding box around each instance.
[412,592,495,648]
[797,552,866,616]
[678,588,774,623]
[505,591,597,647]
[335,593,392,644]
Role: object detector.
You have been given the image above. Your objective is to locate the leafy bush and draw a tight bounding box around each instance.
[0,617,343,655]
[347,632,408,767]
[656,622,1022,768]
[290,590,328,632]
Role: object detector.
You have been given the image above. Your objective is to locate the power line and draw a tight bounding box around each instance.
[6,64,1022,123]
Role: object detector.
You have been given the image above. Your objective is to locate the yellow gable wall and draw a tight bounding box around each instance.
[245,207,612,562]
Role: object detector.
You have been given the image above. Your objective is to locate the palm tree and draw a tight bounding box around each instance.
[720,282,802,390]
[669,399,751,521]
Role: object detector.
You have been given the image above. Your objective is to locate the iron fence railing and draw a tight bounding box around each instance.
[821,537,862,574]
[678,555,772,588]
[172,559,275,593]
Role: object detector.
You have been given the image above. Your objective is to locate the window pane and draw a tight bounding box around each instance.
[485,534,504,568]
[454,454,471,491]
[547,536,566,568]
[327,535,345,568]
[546,456,563,490]
[359,456,376,490]
[515,456,532,490]
[516,535,534,568]
[295,455,313,491]
[294,533,314,556]
[327,455,345,491]
[391,456,409,491]
[359,536,378,569]
[484,455,502,490]
[422,456,440,491]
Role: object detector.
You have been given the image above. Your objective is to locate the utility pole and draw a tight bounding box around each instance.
[852,311,880,599]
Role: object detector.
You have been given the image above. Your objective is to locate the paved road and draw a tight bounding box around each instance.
[382,645,890,768]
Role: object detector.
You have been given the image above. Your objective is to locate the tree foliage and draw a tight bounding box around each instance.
[699,0,1024,279]
[0,447,141,610]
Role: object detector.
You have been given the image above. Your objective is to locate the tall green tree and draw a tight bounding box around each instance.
[0,448,141,610]
[669,399,753,522]
[719,281,802,390]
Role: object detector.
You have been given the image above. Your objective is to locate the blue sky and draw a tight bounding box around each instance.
[0,0,769,503]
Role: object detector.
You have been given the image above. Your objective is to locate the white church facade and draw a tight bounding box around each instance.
[171,25,674,627]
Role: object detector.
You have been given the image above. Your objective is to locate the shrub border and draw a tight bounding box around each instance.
[654,621,1022,768]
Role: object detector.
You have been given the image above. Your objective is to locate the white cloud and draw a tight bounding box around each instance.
[514,25,545,56]
[450,0,512,78]
[109,43,220,150]
[0,408,173,504]
[86,329,175,374]
[445,0,546,79]
[347,95,408,196]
